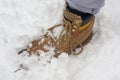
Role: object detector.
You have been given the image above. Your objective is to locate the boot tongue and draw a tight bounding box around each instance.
[66,4,94,26]
[63,10,83,28]
[63,10,82,22]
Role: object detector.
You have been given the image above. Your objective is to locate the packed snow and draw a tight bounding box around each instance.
[0,0,120,80]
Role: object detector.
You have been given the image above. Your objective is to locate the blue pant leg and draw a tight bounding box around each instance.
[66,0,105,14]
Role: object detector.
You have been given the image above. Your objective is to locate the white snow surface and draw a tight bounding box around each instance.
[0,0,120,80]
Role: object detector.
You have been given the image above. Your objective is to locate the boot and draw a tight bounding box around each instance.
[19,4,95,58]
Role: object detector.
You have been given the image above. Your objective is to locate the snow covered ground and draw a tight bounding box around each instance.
[0,0,120,80]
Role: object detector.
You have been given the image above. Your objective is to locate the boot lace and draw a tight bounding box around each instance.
[47,10,84,55]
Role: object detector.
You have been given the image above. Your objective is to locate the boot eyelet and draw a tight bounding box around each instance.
[72,29,75,32]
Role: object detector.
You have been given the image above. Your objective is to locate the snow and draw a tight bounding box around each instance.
[0,0,120,80]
